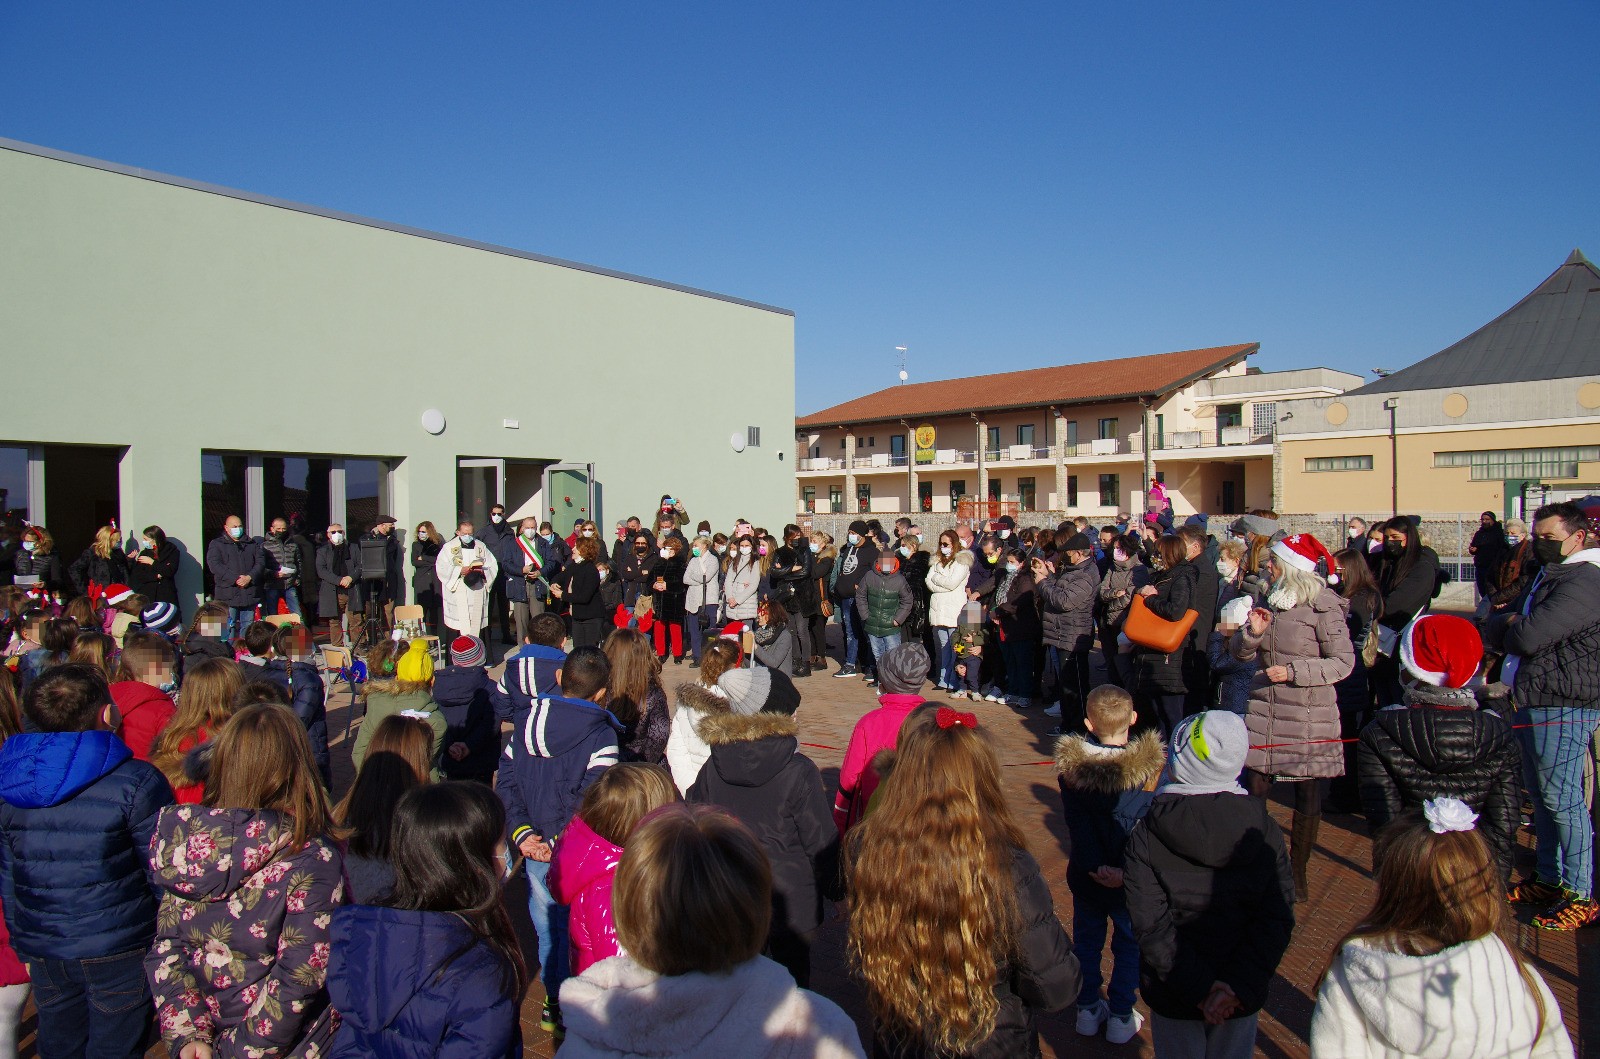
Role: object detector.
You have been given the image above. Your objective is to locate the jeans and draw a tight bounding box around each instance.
[1519,706,1600,898]
[28,948,151,1059]
[687,603,718,662]
[867,632,902,664]
[261,581,301,618]
[1001,635,1035,699]
[933,626,957,688]
[524,858,572,1000]
[1072,889,1140,1018]
[1150,1012,1258,1059]
[225,606,254,642]
[841,602,874,669]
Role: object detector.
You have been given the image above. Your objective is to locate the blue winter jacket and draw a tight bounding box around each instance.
[495,689,621,846]
[0,731,174,959]
[1206,630,1256,716]
[328,905,521,1059]
[256,659,331,782]
[489,644,566,726]
[431,666,498,780]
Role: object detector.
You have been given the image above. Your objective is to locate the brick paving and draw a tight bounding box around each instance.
[17,637,1589,1059]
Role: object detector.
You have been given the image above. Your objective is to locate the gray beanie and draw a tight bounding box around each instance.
[716,666,772,716]
[1238,514,1280,538]
[1167,711,1248,795]
[878,643,930,695]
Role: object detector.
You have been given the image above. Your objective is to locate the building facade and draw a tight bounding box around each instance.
[795,344,1359,518]
[1276,250,1600,519]
[0,138,795,604]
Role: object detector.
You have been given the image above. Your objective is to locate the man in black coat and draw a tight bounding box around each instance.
[205,514,264,641]
[831,520,879,678]
[480,504,515,645]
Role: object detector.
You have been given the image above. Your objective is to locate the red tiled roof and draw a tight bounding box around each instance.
[796,343,1258,428]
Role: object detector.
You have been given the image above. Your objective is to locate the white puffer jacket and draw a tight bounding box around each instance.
[926,550,974,628]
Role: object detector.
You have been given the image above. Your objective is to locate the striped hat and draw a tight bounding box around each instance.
[140,602,181,635]
[451,634,486,668]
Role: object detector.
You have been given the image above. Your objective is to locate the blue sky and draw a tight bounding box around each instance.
[3,2,1597,416]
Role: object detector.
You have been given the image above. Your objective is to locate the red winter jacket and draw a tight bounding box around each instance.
[833,693,926,833]
[0,895,28,986]
[110,680,176,762]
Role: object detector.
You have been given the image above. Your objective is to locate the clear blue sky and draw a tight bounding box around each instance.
[3,2,1597,416]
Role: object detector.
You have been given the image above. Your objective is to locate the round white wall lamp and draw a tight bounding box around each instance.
[421,409,446,435]
[729,431,746,453]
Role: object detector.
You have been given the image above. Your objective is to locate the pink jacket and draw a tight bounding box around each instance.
[549,815,624,974]
[832,693,925,833]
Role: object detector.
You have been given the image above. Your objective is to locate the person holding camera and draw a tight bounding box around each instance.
[436,520,500,640]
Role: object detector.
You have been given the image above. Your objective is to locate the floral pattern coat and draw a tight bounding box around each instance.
[145,805,345,1058]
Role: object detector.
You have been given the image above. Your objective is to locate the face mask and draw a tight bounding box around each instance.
[691,546,702,557]
[986,552,998,565]
[714,545,727,555]
[597,569,607,580]
[1005,562,1020,574]
[329,532,344,544]
[915,533,925,542]
[523,529,538,540]
[22,541,36,552]
[939,545,952,556]
[228,526,243,540]
[659,548,671,559]
[142,539,155,551]
[847,533,861,546]
[272,529,286,539]
[582,529,595,538]
[1217,559,1238,579]
[1507,535,1523,546]
[758,544,769,556]
[1533,537,1569,566]
[1383,540,1404,556]
[542,533,555,543]
[898,546,911,558]
[1348,527,1362,539]
[739,545,752,557]
[1113,548,1128,563]
[999,529,1011,539]
[810,542,821,553]
[635,544,648,554]
[490,514,504,524]
[460,534,474,545]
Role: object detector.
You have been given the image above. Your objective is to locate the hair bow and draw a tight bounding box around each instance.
[1422,796,1478,835]
[936,707,978,730]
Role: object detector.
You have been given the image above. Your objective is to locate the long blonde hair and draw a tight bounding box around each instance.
[846,705,1026,1054]
[150,658,243,789]
[92,525,119,561]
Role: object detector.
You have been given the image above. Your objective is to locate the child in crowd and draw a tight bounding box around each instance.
[752,598,797,675]
[238,619,277,666]
[550,762,680,974]
[432,634,499,784]
[68,629,119,682]
[847,704,1079,1058]
[0,664,175,1059]
[833,642,930,834]
[1055,685,1165,1044]
[1125,711,1295,1059]
[854,552,913,687]
[259,622,332,786]
[329,782,524,1059]
[18,615,77,690]
[146,703,344,1058]
[949,618,987,702]
[558,804,866,1059]
[148,656,243,804]
[135,601,184,645]
[688,664,835,988]
[3,609,44,663]
[1311,799,1573,1058]
[494,612,568,723]
[355,638,445,776]
[496,645,622,1039]
[666,638,740,792]
[1207,596,1257,715]
[109,632,178,761]
[181,601,234,667]
[604,628,672,765]
[595,558,624,615]
[101,583,146,648]
[335,713,434,904]
[1357,614,1521,884]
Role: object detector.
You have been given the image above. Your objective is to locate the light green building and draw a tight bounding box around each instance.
[0,137,794,606]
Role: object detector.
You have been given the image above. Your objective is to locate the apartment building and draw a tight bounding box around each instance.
[795,343,1359,517]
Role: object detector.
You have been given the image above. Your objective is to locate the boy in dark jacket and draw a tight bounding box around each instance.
[0,664,175,1059]
[495,645,621,1036]
[257,623,331,786]
[687,664,837,989]
[1125,711,1294,1059]
[1055,685,1165,1044]
[432,634,499,784]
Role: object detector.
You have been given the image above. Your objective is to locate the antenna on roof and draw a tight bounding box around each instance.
[895,345,908,384]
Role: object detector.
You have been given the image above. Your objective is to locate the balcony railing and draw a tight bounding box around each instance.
[803,430,1269,472]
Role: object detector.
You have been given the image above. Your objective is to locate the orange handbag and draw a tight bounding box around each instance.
[1123,593,1199,654]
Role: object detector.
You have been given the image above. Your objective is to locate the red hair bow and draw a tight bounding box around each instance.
[936,707,978,730]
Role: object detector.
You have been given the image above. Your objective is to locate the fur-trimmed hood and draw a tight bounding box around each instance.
[696,710,799,747]
[1054,730,1165,794]
[361,677,434,699]
[695,710,800,790]
[673,681,730,720]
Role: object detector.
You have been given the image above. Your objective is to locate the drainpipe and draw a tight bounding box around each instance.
[1139,398,1154,498]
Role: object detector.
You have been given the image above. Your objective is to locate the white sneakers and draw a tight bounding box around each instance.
[1076,1001,1143,1044]
[1042,703,1062,718]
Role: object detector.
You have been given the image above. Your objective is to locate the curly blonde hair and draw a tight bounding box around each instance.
[845,705,1026,1054]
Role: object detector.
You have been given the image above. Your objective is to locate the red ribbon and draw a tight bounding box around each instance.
[937,706,979,730]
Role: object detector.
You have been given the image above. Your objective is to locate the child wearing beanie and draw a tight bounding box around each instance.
[430,634,499,784]
[1124,711,1295,1059]
[1356,613,1520,884]
[354,638,446,776]
[832,643,930,834]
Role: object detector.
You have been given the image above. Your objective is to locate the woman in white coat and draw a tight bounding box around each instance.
[925,530,974,691]
[435,520,500,640]
[683,533,725,666]
[721,535,763,625]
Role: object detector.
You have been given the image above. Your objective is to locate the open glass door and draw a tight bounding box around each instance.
[542,463,595,537]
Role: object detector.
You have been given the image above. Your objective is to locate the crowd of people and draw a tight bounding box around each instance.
[0,489,1594,1059]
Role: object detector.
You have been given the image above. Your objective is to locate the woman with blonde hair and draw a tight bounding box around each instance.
[149,656,244,803]
[846,704,1078,1058]
[1312,799,1572,1057]
[68,524,130,599]
[604,627,671,765]
[146,703,344,1058]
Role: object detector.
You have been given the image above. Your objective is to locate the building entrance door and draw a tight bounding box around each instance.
[543,463,596,538]
[457,459,503,531]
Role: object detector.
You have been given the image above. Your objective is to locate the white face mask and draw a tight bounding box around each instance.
[1113,548,1128,563]
[1005,562,1020,574]
[739,545,752,557]
[523,529,538,540]
[1217,559,1239,579]
[999,529,1011,539]
[898,546,911,557]
[714,545,726,555]
[938,544,953,556]
[329,532,344,544]
[809,542,821,553]
[490,514,504,524]
[582,529,595,537]
[659,548,671,559]
[1347,527,1362,539]
[598,569,608,580]
[460,534,474,545]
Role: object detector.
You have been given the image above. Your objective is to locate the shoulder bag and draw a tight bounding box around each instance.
[1123,593,1198,654]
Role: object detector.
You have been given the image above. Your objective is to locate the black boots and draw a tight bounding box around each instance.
[1289,811,1321,902]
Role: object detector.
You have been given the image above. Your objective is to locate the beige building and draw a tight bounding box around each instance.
[795,344,1359,518]
[1276,250,1600,518]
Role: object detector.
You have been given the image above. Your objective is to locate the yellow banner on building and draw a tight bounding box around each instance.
[914,423,936,464]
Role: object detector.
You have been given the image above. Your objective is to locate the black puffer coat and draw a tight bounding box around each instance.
[1037,556,1098,652]
[1133,560,1201,695]
[1357,688,1520,883]
[69,548,129,597]
[869,847,1079,1059]
[1124,792,1295,1021]
[1376,546,1441,631]
[687,711,838,939]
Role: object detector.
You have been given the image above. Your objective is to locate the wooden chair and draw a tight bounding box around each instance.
[262,613,302,628]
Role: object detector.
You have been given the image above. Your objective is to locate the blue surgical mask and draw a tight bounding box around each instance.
[1005,562,1020,574]
[21,541,36,553]
[809,542,821,553]
[848,533,861,546]
[228,526,243,540]
[460,534,474,545]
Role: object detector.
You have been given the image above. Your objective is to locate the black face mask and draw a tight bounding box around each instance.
[1383,540,1405,557]
[1533,537,1568,567]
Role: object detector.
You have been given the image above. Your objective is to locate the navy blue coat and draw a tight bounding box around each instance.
[431,666,499,781]
[328,905,521,1059]
[257,659,331,783]
[0,731,174,959]
[494,684,622,845]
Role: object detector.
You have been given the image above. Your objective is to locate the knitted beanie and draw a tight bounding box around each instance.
[717,665,772,716]
[1169,711,1249,793]
[450,634,486,668]
[139,602,181,635]
[878,643,930,695]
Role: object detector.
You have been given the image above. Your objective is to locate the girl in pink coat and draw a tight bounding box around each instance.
[832,643,930,833]
[550,763,679,974]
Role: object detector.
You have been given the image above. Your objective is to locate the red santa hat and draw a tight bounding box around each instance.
[104,583,134,607]
[721,621,746,640]
[1270,533,1337,582]
[1399,614,1483,689]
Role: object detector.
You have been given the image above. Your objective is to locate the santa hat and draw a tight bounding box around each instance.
[721,621,745,640]
[450,635,486,668]
[104,583,134,607]
[1271,533,1338,583]
[1399,614,1483,689]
